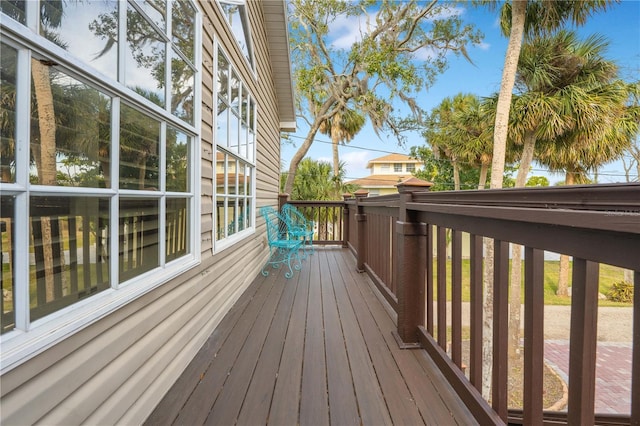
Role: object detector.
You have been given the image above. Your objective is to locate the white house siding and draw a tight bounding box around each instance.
[0,1,287,424]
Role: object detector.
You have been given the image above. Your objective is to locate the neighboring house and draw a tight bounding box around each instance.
[0,1,293,424]
[347,153,426,195]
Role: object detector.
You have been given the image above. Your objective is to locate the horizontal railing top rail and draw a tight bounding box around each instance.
[410,182,640,211]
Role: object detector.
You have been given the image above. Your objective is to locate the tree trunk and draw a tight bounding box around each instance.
[284,125,322,195]
[32,58,57,302]
[485,0,527,399]
[489,0,527,190]
[478,163,489,190]
[508,130,535,359]
[556,171,575,296]
[284,101,337,194]
[482,237,494,400]
[453,158,461,191]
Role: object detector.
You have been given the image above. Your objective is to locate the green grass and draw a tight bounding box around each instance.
[433,259,631,307]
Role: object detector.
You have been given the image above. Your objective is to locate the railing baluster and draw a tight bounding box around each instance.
[492,239,509,422]
[568,258,599,425]
[426,224,434,335]
[451,230,462,369]
[437,226,447,349]
[523,247,544,425]
[469,234,483,391]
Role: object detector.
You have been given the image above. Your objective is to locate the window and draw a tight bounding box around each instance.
[394,163,402,172]
[214,47,255,246]
[219,0,253,67]
[0,0,200,363]
[380,163,390,171]
[406,163,416,172]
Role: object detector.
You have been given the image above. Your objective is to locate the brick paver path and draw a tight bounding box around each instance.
[544,340,632,414]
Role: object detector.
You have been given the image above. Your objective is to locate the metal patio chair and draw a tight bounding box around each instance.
[260,206,303,279]
[281,203,315,258]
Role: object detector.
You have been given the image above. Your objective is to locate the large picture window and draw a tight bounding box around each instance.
[215,47,255,247]
[0,0,200,365]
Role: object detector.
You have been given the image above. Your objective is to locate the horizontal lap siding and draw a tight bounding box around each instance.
[0,1,283,424]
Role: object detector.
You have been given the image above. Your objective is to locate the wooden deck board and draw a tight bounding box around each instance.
[147,247,477,425]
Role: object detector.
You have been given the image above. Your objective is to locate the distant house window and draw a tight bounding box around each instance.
[406,163,416,172]
[394,163,402,172]
[380,163,390,171]
[219,0,254,67]
[214,47,255,246]
[0,0,200,362]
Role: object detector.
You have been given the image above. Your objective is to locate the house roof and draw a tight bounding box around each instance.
[366,153,420,168]
[263,1,296,132]
[347,174,428,188]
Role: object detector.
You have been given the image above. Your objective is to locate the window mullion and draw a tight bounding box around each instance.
[13,193,29,331]
[159,123,167,266]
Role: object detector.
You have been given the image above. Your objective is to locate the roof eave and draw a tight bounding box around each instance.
[263,0,296,132]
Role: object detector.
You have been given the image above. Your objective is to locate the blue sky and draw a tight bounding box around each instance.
[281,0,640,185]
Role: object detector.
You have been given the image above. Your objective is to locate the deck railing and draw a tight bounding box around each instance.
[281,182,640,426]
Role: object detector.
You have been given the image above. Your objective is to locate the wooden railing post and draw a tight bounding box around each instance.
[354,190,368,272]
[278,193,289,212]
[393,181,431,348]
[342,194,351,248]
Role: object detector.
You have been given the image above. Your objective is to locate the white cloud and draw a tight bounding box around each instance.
[341,150,372,177]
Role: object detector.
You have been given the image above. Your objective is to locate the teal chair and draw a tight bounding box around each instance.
[260,206,302,278]
[282,204,315,258]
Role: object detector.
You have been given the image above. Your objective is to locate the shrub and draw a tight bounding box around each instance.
[607,281,634,303]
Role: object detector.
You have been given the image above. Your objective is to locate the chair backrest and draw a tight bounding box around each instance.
[260,206,287,244]
[282,204,310,229]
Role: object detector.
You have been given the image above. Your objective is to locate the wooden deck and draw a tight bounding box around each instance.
[145,247,477,425]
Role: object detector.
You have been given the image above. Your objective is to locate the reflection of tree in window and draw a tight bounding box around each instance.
[1,43,18,183]
[166,126,189,192]
[120,104,160,190]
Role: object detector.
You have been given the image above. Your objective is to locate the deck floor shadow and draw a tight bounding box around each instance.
[146,247,478,426]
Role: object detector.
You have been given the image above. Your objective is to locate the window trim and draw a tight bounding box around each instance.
[0,0,203,373]
[213,41,257,252]
[215,0,256,75]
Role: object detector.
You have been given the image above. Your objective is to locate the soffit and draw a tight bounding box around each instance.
[262,0,296,131]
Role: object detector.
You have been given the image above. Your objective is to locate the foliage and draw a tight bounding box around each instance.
[606,281,634,303]
[409,146,481,191]
[525,175,549,187]
[281,158,356,200]
[283,0,482,193]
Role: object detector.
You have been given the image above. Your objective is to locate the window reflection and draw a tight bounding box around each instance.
[1,195,15,334]
[29,196,110,322]
[171,49,194,124]
[166,126,189,192]
[0,0,25,24]
[120,104,160,190]
[41,0,119,81]
[30,63,111,187]
[125,3,165,107]
[172,0,195,63]
[140,0,166,31]
[215,196,225,241]
[219,1,252,65]
[1,43,17,183]
[166,198,189,262]
[119,198,159,282]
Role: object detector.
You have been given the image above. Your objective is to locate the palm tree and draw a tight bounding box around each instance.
[504,30,626,358]
[477,0,615,401]
[318,106,365,187]
[536,84,639,295]
[483,0,616,190]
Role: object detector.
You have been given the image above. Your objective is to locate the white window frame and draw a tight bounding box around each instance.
[0,0,202,373]
[213,41,257,252]
[215,0,255,73]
